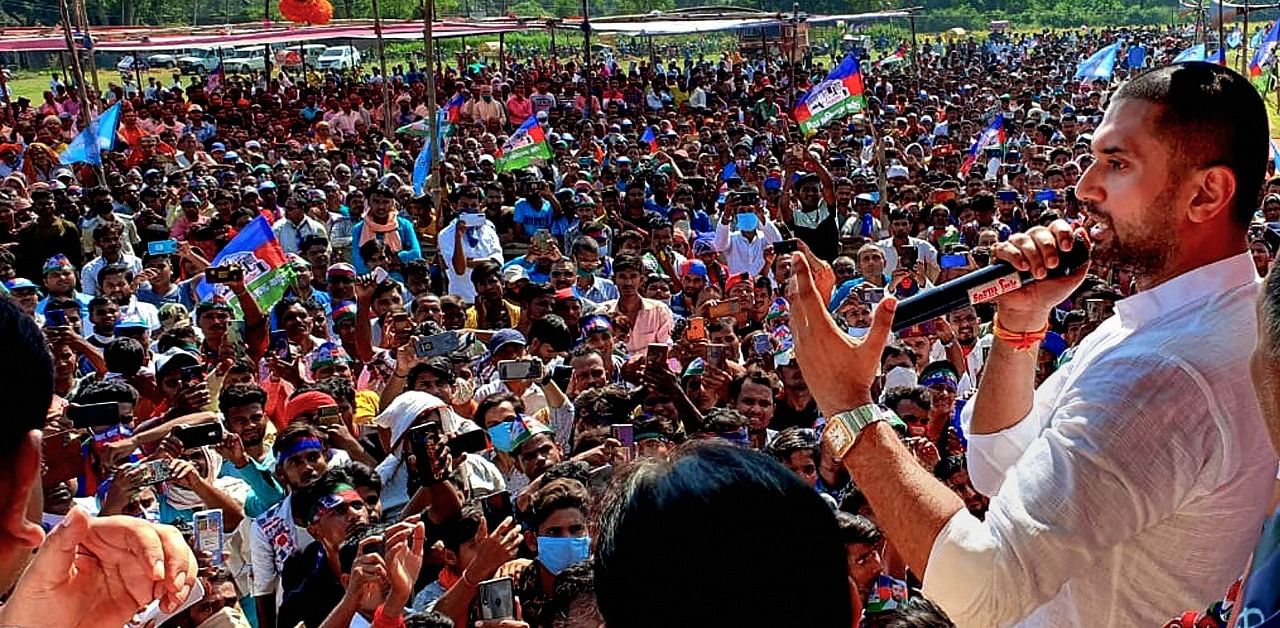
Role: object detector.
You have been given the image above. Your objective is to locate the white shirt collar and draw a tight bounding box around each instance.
[1115,252,1258,327]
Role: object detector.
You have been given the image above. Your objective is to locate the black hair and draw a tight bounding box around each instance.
[881,344,918,368]
[861,597,956,628]
[156,326,199,353]
[767,427,820,463]
[313,376,356,407]
[699,407,749,433]
[548,561,599,626]
[570,236,600,258]
[403,610,455,628]
[299,234,329,253]
[595,443,852,628]
[435,505,485,553]
[408,358,455,388]
[403,258,432,280]
[218,383,267,413]
[611,253,644,275]
[472,259,502,285]
[528,314,572,353]
[343,461,384,497]
[103,337,147,376]
[572,384,640,431]
[359,240,393,265]
[45,296,79,313]
[541,459,593,487]
[933,454,967,482]
[728,373,778,403]
[834,511,882,546]
[527,477,590,532]
[881,386,932,413]
[271,296,308,322]
[73,377,139,406]
[338,522,389,574]
[1114,62,1267,225]
[97,262,134,289]
[475,391,524,427]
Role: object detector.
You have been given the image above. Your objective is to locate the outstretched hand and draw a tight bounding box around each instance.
[787,252,897,415]
[0,508,197,628]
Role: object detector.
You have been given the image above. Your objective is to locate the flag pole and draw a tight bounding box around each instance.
[420,0,439,192]
[1242,0,1250,75]
[370,0,393,139]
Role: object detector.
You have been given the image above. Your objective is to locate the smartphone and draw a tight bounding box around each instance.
[498,358,544,382]
[315,405,343,427]
[533,230,554,249]
[478,577,516,620]
[447,428,488,457]
[180,364,205,385]
[138,459,176,486]
[773,238,799,255]
[752,334,771,356]
[205,266,243,284]
[645,343,668,368]
[708,301,740,319]
[269,330,291,360]
[174,422,224,449]
[551,364,573,391]
[361,537,386,556]
[734,190,759,207]
[67,402,121,429]
[459,212,487,227]
[940,253,968,269]
[478,491,513,531]
[414,331,462,359]
[686,317,707,341]
[1035,189,1058,203]
[44,308,68,328]
[147,239,180,256]
[611,423,635,449]
[193,509,225,566]
[897,247,919,269]
[706,343,727,370]
[407,422,445,486]
[898,320,937,339]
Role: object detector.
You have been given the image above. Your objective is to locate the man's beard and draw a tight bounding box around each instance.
[1085,184,1177,281]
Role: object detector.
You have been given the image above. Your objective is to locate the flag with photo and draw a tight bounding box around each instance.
[794,54,867,136]
[495,116,551,172]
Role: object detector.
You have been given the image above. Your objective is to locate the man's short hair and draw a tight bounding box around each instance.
[595,443,852,628]
[1114,62,1267,224]
[73,378,139,406]
[103,337,147,376]
[218,383,267,413]
[881,386,932,413]
[834,511,882,547]
[527,478,589,532]
[97,263,133,288]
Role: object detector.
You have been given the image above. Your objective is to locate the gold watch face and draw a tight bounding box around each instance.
[825,415,856,459]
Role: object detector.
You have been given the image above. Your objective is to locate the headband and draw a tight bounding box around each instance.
[280,436,325,460]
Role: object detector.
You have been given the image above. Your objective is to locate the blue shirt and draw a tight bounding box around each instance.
[513,198,554,237]
[502,256,551,284]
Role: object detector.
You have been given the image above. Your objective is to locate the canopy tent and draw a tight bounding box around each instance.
[553,8,916,36]
[558,17,783,35]
[0,20,523,53]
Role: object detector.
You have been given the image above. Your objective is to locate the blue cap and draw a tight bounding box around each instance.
[115,316,150,331]
[258,181,276,191]
[223,151,239,162]
[487,328,526,353]
[211,142,226,151]
[4,278,37,291]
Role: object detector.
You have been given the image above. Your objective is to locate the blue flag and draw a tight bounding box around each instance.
[411,108,449,195]
[1174,43,1207,63]
[1075,42,1122,81]
[1126,44,1146,69]
[194,216,294,318]
[1252,20,1280,77]
[58,102,121,166]
[640,126,658,154]
[1229,27,1244,49]
[720,161,737,182]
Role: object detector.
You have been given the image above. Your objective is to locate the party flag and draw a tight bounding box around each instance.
[194,216,295,318]
[59,101,122,166]
[1173,43,1207,63]
[495,117,551,172]
[640,126,658,154]
[444,93,465,123]
[1251,19,1280,77]
[794,54,867,136]
[206,63,224,93]
[1074,41,1122,82]
[960,114,1005,178]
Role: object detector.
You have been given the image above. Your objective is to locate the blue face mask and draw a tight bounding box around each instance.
[736,212,759,232]
[537,536,592,575]
[486,420,519,454]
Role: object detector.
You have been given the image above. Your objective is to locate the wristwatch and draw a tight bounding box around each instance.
[824,404,899,461]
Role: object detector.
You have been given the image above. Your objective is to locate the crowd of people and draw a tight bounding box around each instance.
[1,20,1280,628]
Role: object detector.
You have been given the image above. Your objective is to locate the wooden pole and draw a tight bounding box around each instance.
[370,0,393,137]
[421,0,439,191]
[1242,0,1250,75]
[72,0,100,106]
[581,0,592,119]
[58,0,93,118]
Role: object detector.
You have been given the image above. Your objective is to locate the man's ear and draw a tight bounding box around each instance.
[523,529,538,553]
[0,430,49,595]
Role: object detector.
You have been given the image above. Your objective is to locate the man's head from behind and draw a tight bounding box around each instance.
[1080,62,1266,282]
[595,442,851,628]
[0,298,55,591]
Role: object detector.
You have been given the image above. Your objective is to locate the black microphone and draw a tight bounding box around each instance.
[891,235,1091,333]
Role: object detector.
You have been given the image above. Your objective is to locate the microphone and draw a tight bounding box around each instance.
[891,235,1091,333]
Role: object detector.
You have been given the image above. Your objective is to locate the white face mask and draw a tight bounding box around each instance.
[882,366,918,392]
[846,326,869,338]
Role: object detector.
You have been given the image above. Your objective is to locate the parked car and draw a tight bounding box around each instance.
[223,48,266,74]
[176,48,222,74]
[278,44,328,70]
[146,52,179,68]
[116,55,148,73]
[315,45,361,70]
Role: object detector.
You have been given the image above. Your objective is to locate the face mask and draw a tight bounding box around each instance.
[883,366,918,391]
[487,420,519,454]
[736,212,759,232]
[483,95,493,101]
[576,267,599,279]
[537,535,591,575]
[137,507,160,523]
[846,326,869,338]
